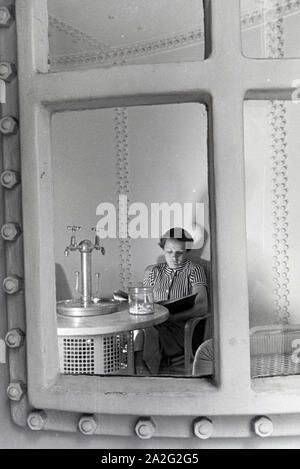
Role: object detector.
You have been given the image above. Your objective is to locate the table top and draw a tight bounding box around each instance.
[57,304,169,336]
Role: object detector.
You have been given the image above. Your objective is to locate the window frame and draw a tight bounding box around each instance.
[11,0,300,436]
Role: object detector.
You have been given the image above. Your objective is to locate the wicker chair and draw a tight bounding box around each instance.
[193,324,300,378]
[170,260,211,374]
[166,313,211,375]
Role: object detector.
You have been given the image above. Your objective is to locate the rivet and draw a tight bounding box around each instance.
[7,381,26,401]
[78,415,97,435]
[0,116,18,135]
[3,275,23,294]
[253,416,274,438]
[27,411,47,431]
[135,417,156,439]
[1,222,21,241]
[0,61,16,82]
[5,328,25,348]
[0,6,14,27]
[0,170,20,189]
[193,417,214,440]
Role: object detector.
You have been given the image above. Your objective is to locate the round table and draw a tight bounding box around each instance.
[57,304,169,336]
[57,304,169,375]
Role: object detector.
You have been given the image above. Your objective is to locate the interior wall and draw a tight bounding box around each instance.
[52,103,209,299]
[47,0,205,69]
[241,4,300,328]
[245,101,300,327]
[241,0,300,58]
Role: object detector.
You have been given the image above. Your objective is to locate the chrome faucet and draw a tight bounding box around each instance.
[64,225,81,256]
[64,226,105,307]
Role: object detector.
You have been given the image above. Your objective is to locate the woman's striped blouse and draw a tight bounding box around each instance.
[143,259,207,302]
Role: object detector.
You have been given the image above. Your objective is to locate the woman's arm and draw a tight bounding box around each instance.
[168,285,208,323]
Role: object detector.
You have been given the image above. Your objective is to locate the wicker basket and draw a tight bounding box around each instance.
[193,325,300,378]
[250,325,300,378]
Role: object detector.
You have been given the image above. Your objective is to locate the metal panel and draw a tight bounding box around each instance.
[0,0,30,427]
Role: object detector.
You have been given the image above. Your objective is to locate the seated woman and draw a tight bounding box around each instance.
[135,227,208,374]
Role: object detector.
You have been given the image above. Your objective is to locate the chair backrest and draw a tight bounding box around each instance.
[192,338,213,377]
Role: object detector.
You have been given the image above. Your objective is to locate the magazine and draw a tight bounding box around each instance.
[156,293,197,314]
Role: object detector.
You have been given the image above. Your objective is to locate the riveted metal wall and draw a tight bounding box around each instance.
[2,0,300,447]
[0,0,29,427]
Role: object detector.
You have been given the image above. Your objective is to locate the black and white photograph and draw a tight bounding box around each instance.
[1,0,300,453]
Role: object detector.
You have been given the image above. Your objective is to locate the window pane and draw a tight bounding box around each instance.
[244,100,300,378]
[241,0,300,58]
[47,0,205,71]
[52,103,211,377]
